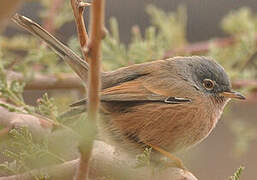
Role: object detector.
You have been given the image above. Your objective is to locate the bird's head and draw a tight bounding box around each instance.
[175,56,245,104]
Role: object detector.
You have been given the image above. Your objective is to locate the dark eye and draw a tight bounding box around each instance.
[203,79,215,90]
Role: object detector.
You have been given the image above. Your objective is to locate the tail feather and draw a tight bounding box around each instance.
[12,14,89,83]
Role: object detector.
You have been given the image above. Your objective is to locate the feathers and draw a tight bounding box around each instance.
[164,97,191,104]
[70,66,193,107]
[11,14,89,83]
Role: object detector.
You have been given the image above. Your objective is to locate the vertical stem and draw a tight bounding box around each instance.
[72,0,105,179]
[87,0,104,122]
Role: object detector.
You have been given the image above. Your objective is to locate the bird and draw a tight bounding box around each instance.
[12,14,245,169]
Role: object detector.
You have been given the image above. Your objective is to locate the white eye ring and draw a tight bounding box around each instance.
[203,79,215,90]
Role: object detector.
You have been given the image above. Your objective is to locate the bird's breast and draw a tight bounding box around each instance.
[165,97,227,152]
[99,99,225,154]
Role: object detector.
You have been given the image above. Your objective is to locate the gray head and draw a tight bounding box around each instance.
[174,56,245,101]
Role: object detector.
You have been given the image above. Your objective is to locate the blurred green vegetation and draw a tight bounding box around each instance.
[0,1,256,179]
[209,8,257,80]
[228,166,245,180]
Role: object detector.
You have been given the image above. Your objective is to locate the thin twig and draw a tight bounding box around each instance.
[71,0,90,61]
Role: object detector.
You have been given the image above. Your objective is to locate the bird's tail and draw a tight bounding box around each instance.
[11,14,89,83]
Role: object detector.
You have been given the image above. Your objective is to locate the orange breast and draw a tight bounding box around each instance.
[100,99,222,153]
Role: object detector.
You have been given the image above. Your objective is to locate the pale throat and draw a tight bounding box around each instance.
[209,97,230,129]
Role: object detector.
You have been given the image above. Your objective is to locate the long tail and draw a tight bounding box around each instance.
[11,14,89,83]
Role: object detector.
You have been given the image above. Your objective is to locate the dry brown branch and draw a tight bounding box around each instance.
[0,141,198,180]
[70,0,105,179]
[164,34,257,58]
[0,103,53,138]
[86,0,104,118]
[71,0,90,61]
[86,0,105,122]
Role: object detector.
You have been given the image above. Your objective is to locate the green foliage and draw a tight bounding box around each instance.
[146,5,187,49]
[40,0,74,29]
[221,8,257,35]
[208,7,257,81]
[0,0,74,76]
[229,166,245,180]
[0,127,65,175]
[101,5,187,70]
[135,147,152,168]
[102,17,128,69]
[0,64,26,107]
[135,147,168,174]
[36,93,58,121]
[0,35,71,77]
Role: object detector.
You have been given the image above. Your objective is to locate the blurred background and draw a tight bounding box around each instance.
[0,0,257,179]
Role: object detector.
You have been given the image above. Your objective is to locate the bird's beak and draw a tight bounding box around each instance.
[220,91,246,100]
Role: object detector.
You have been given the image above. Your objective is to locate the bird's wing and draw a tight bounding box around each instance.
[101,78,167,101]
[103,72,191,101]
[70,73,191,107]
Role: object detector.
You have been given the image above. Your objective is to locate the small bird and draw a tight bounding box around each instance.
[12,14,245,169]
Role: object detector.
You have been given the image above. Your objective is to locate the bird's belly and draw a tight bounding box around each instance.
[100,102,222,154]
[166,116,218,152]
[161,106,222,152]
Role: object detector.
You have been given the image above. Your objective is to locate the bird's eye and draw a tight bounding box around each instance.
[203,79,215,90]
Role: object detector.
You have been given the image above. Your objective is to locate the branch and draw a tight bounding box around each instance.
[0,102,53,139]
[164,34,257,58]
[70,0,105,179]
[71,0,90,60]
[86,0,104,119]
[0,141,198,180]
